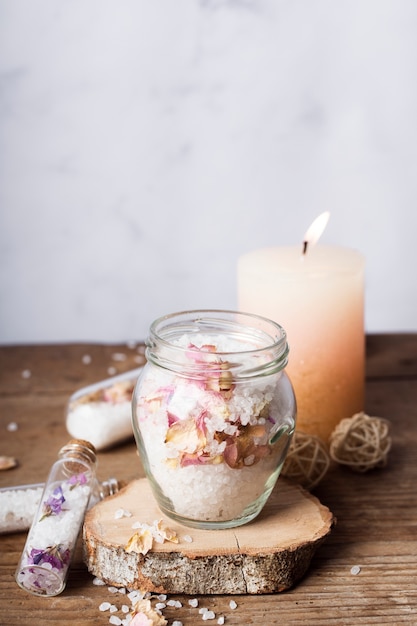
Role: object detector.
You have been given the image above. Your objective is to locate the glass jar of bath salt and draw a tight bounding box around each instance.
[132,310,296,529]
[15,439,98,596]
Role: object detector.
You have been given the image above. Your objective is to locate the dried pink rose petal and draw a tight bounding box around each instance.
[131,599,167,626]
[131,613,153,626]
[165,415,206,454]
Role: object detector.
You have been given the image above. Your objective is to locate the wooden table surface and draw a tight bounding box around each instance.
[0,335,416,625]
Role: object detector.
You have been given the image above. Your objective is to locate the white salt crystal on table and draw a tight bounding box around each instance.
[127,590,143,602]
[114,508,132,520]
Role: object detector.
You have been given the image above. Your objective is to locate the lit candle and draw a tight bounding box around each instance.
[237,214,365,443]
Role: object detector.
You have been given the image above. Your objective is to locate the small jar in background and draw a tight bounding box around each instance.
[66,368,142,450]
[15,439,98,596]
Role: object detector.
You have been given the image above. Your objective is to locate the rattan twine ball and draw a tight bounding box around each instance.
[329,412,391,472]
[282,431,330,490]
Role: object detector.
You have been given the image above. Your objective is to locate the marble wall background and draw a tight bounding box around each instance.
[1,0,416,344]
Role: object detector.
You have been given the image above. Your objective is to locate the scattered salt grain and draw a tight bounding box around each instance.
[350,565,361,575]
[157,594,167,601]
[118,587,127,594]
[183,534,193,543]
[172,621,183,626]
[199,608,208,614]
[229,600,237,610]
[108,586,120,593]
[21,369,31,379]
[155,603,166,610]
[167,599,182,607]
[217,618,225,625]
[93,577,106,586]
[112,353,127,361]
[110,605,118,613]
[202,610,216,621]
[115,508,132,520]
[188,598,199,608]
[82,355,92,365]
[126,341,137,349]
[109,616,122,625]
[99,602,112,612]
[6,421,18,432]
[108,367,117,376]
[121,605,129,613]
[127,590,144,603]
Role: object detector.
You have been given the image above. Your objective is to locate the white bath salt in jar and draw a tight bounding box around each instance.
[0,484,44,534]
[1,477,119,534]
[132,310,297,529]
[15,439,98,596]
[66,369,143,451]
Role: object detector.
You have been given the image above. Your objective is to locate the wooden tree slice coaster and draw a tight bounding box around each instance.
[83,478,334,595]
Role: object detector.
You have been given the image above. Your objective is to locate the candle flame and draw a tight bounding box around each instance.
[302,211,330,254]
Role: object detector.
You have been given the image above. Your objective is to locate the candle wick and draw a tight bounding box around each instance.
[302,241,308,255]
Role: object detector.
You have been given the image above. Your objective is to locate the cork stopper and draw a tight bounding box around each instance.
[58,439,97,473]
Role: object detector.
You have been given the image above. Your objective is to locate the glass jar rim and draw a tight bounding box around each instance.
[146,309,289,377]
